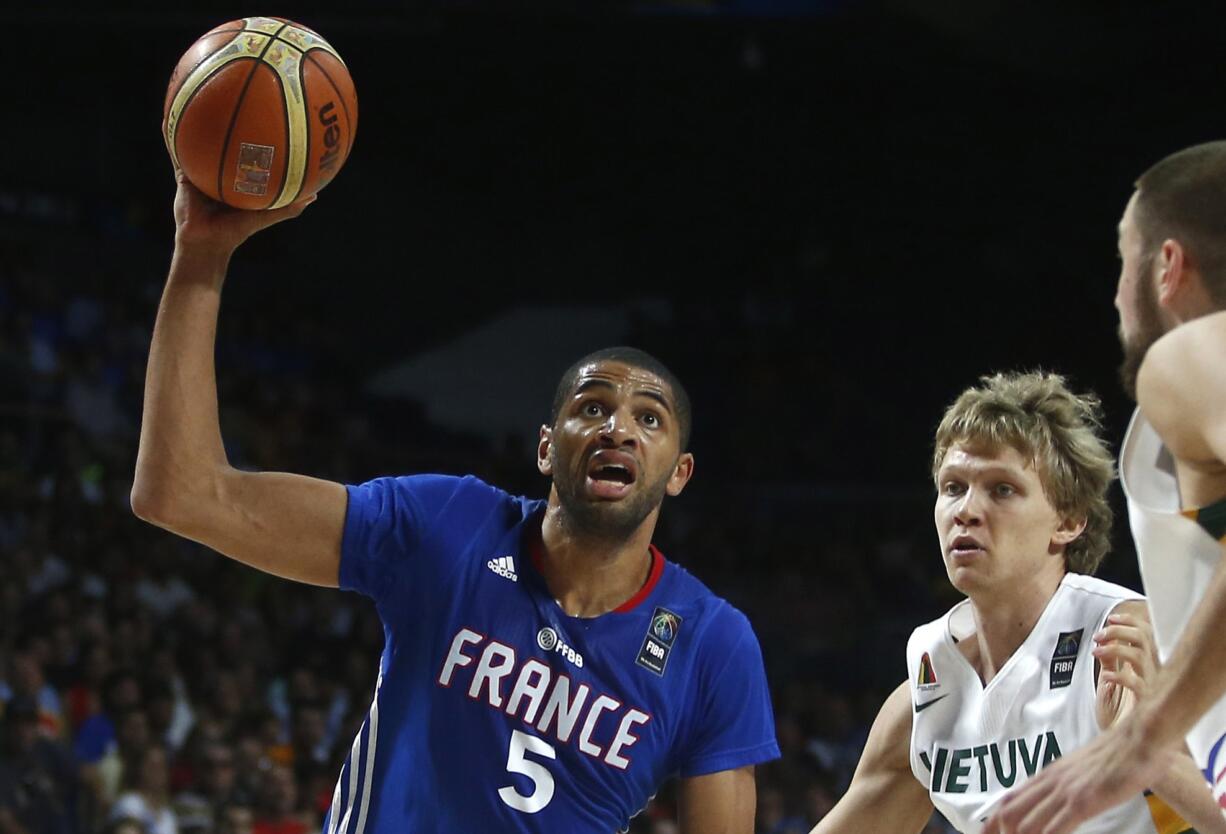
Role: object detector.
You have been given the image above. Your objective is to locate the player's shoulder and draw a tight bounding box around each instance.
[907,598,962,655]
[1058,574,1146,625]
[356,472,537,517]
[1138,310,1226,439]
[656,561,759,646]
[1060,572,1142,603]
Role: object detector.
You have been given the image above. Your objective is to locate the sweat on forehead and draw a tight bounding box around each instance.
[573,362,671,394]
[549,346,692,449]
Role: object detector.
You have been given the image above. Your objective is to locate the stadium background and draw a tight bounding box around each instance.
[3,2,1225,832]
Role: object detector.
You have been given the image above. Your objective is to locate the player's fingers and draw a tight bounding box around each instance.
[1104,613,1158,651]
[1039,800,1083,834]
[240,194,317,236]
[1099,666,1144,694]
[1093,641,1147,670]
[992,770,1056,834]
[1093,624,1145,645]
[1014,786,1065,834]
[271,194,317,221]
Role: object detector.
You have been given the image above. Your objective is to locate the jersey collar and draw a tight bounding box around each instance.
[523,515,666,615]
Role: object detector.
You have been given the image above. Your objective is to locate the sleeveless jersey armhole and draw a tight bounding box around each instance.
[1182,496,1226,541]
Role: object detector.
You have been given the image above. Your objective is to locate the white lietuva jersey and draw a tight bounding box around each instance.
[907,573,1158,834]
[1121,409,1226,812]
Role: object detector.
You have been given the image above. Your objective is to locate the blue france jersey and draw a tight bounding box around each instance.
[324,474,779,834]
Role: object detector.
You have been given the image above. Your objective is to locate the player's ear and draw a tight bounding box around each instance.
[665,452,695,497]
[1156,238,1188,306]
[1051,514,1087,547]
[537,425,553,476]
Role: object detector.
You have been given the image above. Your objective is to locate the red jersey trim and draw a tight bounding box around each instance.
[612,545,664,613]
[527,525,664,615]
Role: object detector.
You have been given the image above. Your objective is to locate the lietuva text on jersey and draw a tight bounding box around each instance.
[918,732,1062,793]
[907,573,1186,834]
[324,474,780,833]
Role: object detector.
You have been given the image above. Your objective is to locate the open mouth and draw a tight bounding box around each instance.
[585,452,638,498]
[949,534,985,558]
[590,464,634,484]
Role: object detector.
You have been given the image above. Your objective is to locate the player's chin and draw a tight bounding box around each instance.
[946,565,986,595]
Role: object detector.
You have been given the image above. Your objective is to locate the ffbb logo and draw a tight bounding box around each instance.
[537,626,584,668]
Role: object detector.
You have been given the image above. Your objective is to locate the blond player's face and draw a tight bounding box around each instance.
[934,443,1068,595]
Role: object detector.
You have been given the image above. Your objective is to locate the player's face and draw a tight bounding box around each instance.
[934,443,1075,596]
[1115,192,1166,400]
[540,361,694,539]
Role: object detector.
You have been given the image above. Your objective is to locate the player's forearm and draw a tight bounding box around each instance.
[1150,748,1226,834]
[132,244,235,525]
[810,798,931,834]
[809,774,932,834]
[1135,550,1226,750]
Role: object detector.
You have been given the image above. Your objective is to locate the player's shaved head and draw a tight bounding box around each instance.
[1134,140,1226,307]
[550,347,692,451]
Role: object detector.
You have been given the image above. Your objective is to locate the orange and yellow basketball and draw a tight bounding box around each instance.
[163,17,358,210]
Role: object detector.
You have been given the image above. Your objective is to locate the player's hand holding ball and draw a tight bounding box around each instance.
[163,16,357,254]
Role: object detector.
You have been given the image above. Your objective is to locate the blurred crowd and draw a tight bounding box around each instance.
[0,225,961,834]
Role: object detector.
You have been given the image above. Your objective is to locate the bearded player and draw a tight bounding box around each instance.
[131,177,780,833]
[987,143,1226,833]
[809,372,1225,834]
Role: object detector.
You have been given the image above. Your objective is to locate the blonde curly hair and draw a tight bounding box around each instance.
[931,371,1116,575]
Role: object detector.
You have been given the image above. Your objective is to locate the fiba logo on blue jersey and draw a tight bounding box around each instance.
[637,607,682,676]
[652,611,679,643]
[538,626,584,668]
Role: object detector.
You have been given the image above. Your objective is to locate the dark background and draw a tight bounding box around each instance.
[3,2,1225,832]
[8,2,1226,479]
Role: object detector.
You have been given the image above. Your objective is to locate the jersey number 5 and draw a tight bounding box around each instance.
[498,729,557,813]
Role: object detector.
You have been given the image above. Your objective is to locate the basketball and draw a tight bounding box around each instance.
[163,17,358,210]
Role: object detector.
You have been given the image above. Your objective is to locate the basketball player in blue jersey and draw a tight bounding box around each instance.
[987,144,1226,833]
[808,372,1225,834]
[132,176,780,834]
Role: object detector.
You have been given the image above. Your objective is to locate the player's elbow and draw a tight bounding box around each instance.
[130,462,209,531]
[130,476,178,528]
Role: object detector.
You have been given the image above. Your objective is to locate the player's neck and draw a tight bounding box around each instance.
[537,505,658,618]
[965,570,1065,686]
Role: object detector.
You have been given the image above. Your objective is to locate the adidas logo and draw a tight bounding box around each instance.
[486,555,518,582]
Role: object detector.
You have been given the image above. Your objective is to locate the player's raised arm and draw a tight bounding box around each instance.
[1128,318,1226,753]
[131,176,347,587]
[1094,600,1226,833]
[809,681,932,834]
